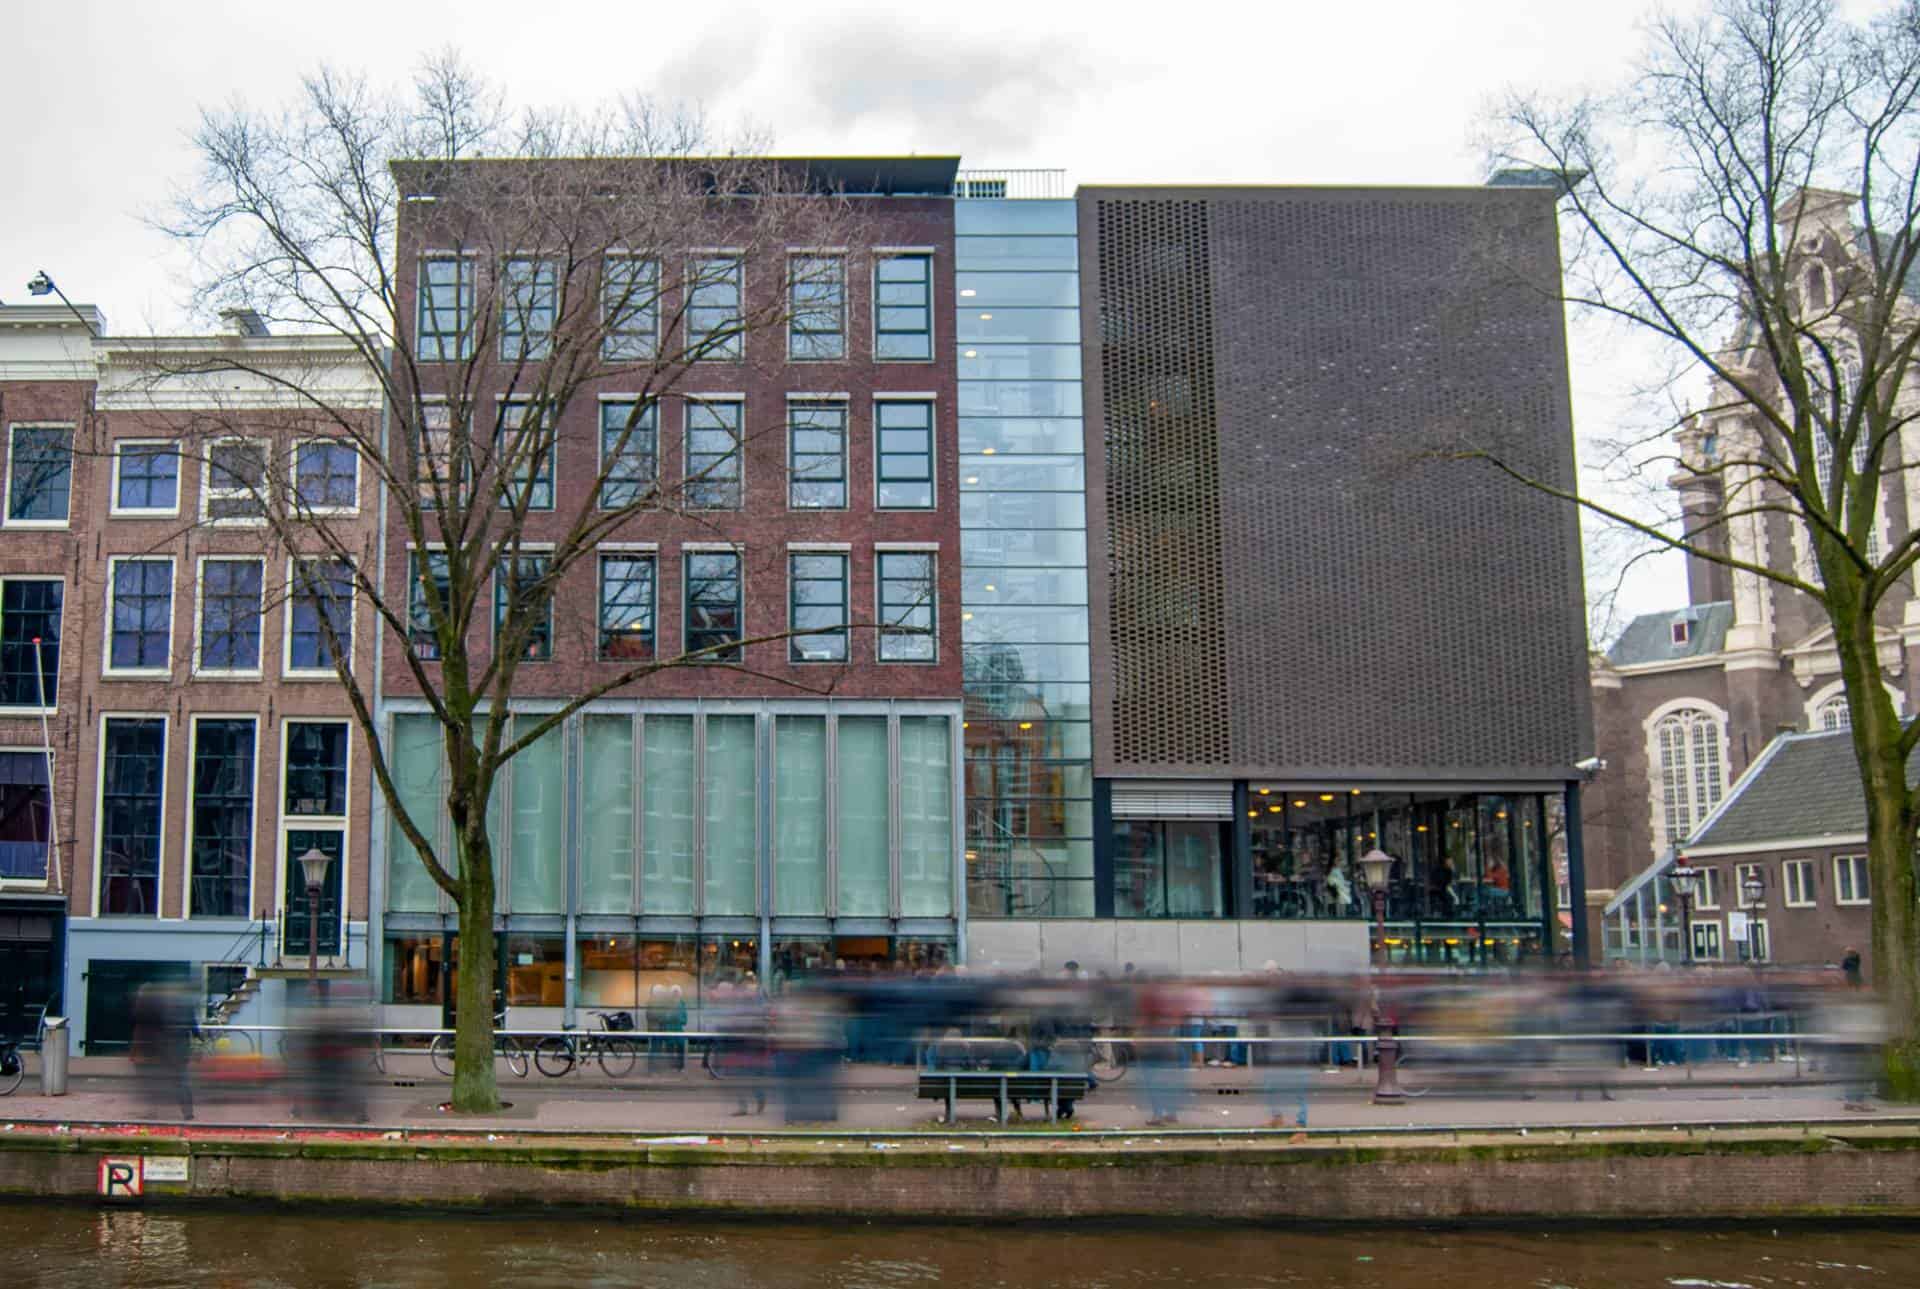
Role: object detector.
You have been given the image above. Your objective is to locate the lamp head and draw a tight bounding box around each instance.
[1742,871,1765,906]
[1668,860,1699,900]
[27,271,55,297]
[1357,848,1395,894]
[298,846,333,892]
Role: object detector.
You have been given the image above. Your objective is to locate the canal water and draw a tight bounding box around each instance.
[8,1203,1915,1287]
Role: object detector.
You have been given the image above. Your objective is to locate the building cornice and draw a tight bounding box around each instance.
[1683,833,1866,858]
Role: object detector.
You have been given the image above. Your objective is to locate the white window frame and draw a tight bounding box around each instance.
[191,555,267,680]
[1644,698,1730,855]
[1783,858,1816,908]
[1690,919,1723,962]
[0,574,66,715]
[182,713,261,920]
[109,439,182,518]
[91,710,170,919]
[291,438,361,516]
[102,555,176,678]
[1741,917,1770,964]
[1693,865,1721,911]
[283,556,357,681]
[200,436,270,526]
[4,423,75,530]
[1834,853,1871,905]
[276,718,353,963]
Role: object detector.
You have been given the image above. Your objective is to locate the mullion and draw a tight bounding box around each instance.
[200,559,263,671]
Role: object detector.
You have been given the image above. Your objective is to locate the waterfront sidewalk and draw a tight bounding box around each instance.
[0,1055,1902,1138]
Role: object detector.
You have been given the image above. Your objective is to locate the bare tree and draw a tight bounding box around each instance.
[156,55,882,1112]
[1482,0,1920,1095]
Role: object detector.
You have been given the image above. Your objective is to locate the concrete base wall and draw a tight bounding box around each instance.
[4,1131,1919,1221]
[965,919,1368,975]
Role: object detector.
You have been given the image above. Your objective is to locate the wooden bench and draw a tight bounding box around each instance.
[916,1069,1093,1123]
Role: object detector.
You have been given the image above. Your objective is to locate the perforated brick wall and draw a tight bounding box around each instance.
[1082,188,1592,781]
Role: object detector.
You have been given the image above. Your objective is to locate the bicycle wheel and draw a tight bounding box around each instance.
[596,1036,637,1079]
[500,1035,530,1079]
[429,1033,456,1077]
[702,1040,729,1081]
[1089,1041,1130,1085]
[0,1045,24,1095]
[533,1035,575,1078]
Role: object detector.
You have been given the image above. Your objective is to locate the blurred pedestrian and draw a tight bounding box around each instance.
[131,982,197,1121]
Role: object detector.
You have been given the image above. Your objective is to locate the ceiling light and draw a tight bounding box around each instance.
[1267,804,1281,813]
[983,583,995,591]
[961,289,976,297]
[979,312,993,320]
[963,349,977,358]
[981,447,996,455]
[965,476,979,484]
[1318,793,1335,802]
[1258,787,1271,796]
[1292,799,1306,808]
[962,612,973,620]
[1247,809,1258,818]
[1018,721,1033,730]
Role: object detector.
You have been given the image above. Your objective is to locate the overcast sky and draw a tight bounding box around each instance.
[4,0,1763,631]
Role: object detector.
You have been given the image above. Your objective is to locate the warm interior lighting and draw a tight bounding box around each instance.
[962,612,973,620]
[966,476,979,484]
[981,447,996,455]
[963,349,977,357]
[982,582,994,590]
[1416,825,1429,833]
[1018,721,1033,730]
[1318,793,1334,802]
[979,312,993,319]
[1350,789,1361,796]
[1258,787,1271,796]
[1267,804,1281,813]
[960,289,976,297]
[1495,811,1508,820]
[1247,809,1258,818]
[1292,799,1306,808]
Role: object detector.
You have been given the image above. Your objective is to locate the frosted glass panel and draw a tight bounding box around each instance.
[836,716,889,916]
[899,716,953,917]
[704,714,757,915]
[386,713,442,912]
[775,716,827,915]
[580,715,634,913]
[642,715,695,914]
[509,718,565,911]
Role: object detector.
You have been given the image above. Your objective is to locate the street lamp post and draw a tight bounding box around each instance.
[297,847,334,997]
[1742,870,1766,962]
[1668,859,1699,966]
[1357,849,1404,1104]
[25,271,99,337]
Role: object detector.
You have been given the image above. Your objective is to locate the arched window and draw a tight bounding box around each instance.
[1653,707,1725,844]
[1816,696,1851,730]
[1806,263,1830,310]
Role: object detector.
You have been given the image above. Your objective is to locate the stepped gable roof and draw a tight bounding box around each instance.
[1606,602,1733,667]
[1689,727,1920,851]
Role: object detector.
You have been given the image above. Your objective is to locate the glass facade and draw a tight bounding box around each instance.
[382,706,960,991]
[956,199,1095,918]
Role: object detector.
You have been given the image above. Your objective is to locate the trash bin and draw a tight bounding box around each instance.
[40,1016,69,1096]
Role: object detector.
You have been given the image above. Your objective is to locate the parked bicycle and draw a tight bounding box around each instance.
[429,1008,529,1079]
[1088,1037,1131,1084]
[0,1033,25,1095]
[534,1011,638,1078]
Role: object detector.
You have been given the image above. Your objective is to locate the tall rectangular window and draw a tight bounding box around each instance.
[704,714,756,915]
[0,752,52,882]
[836,715,889,916]
[100,717,166,916]
[417,402,467,507]
[113,442,180,515]
[289,558,354,673]
[788,254,846,360]
[294,441,359,511]
[190,718,255,919]
[775,715,828,914]
[899,715,954,917]
[602,257,660,360]
[1835,854,1871,904]
[386,712,443,913]
[599,400,658,508]
[417,255,474,361]
[580,716,635,913]
[7,426,73,523]
[687,256,743,359]
[685,399,742,509]
[642,715,695,913]
[204,439,268,522]
[510,717,564,912]
[494,554,553,661]
[1784,858,1815,907]
[878,550,936,662]
[0,579,61,709]
[409,550,451,660]
[109,558,173,672]
[496,401,554,510]
[874,253,933,360]
[789,553,848,662]
[598,553,655,660]
[286,721,349,817]
[788,401,847,509]
[197,557,264,673]
[875,400,934,508]
[685,550,742,661]
[500,257,558,361]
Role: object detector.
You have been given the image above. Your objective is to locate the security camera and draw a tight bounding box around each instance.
[1575,755,1607,777]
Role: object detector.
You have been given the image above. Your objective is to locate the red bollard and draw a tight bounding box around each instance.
[1372,1018,1406,1105]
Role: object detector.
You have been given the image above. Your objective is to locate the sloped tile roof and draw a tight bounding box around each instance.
[1606,602,1734,667]
[1691,728,1920,850]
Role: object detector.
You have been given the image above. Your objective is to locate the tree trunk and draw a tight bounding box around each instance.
[451,826,501,1114]
[1865,749,1920,1099]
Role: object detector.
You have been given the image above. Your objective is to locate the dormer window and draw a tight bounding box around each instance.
[1671,619,1691,646]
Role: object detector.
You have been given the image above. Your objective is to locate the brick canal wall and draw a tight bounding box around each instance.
[2,1130,1918,1221]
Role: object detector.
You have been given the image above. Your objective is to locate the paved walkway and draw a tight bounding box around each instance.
[1,1054,1901,1138]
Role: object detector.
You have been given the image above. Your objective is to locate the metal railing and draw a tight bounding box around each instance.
[953,169,1068,200]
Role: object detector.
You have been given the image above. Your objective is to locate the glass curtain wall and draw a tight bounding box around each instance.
[956,198,1095,918]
